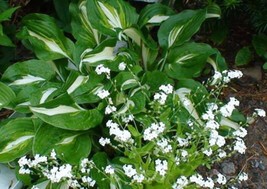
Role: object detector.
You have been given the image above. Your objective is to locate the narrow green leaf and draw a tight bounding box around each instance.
[0,6,19,22]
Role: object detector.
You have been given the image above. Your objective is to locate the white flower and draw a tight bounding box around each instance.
[18,156,29,167]
[172,176,189,189]
[217,173,227,185]
[104,165,115,174]
[217,149,227,158]
[203,177,214,189]
[233,127,247,138]
[206,120,220,130]
[50,149,57,159]
[190,174,205,187]
[209,130,225,147]
[133,174,145,183]
[203,148,213,156]
[255,108,266,117]
[229,97,240,106]
[159,84,173,94]
[122,114,134,123]
[123,164,137,178]
[96,89,110,99]
[154,92,167,105]
[19,167,31,174]
[155,159,168,176]
[81,176,96,187]
[181,150,188,158]
[31,154,48,167]
[99,137,111,146]
[177,137,189,147]
[143,122,165,141]
[105,105,117,114]
[238,172,248,181]
[44,164,73,183]
[213,71,222,81]
[118,62,126,70]
[95,64,110,78]
[227,70,243,79]
[157,138,172,153]
[202,110,215,120]
[234,138,246,154]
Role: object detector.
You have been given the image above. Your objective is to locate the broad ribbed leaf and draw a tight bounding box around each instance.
[0,82,16,109]
[18,13,74,60]
[158,9,206,49]
[165,42,216,79]
[34,124,91,164]
[235,46,252,66]
[70,1,100,48]
[87,0,138,36]
[0,118,35,163]
[138,3,174,27]
[2,59,56,84]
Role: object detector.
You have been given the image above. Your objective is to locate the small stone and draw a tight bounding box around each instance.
[221,162,236,175]
[258,160,265,171]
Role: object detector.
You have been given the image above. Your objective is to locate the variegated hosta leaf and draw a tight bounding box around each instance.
[138,3,174,28]
[18,13,74,61]
[114,72,139,91]
[0,118,35,163]
[29,93,103,130]
[34,124,91,164]
[1,59,56,85]
[0,82,16,109]
[158,9,207,49]
[87,0,138,36]
[70,1,101,48]
[165,42,217,79]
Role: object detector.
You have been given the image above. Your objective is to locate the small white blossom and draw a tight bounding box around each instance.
[172,176,189,189]
[206,120,220,130]
[190,174,205,187]
[133,174,145,183]
[234,138,246,154]
[238,172,248,181]
[203,148,213,156]
[95,64,110,78]
[118,62,126,70]
[233,127,247,138]
[44,164,73,183]
[202,110,215,120]
[122,114,134,123]
[31,154,48,167]
[99,137,111,146]
[104,165,115,174]
[123,164,137,178]
[203,177,214,189]
[157,138,172,153]
[154,92,167,105]
[155,159,168,176]
[177,137,189,147]
[159,84,173,94]
[217,173,227,185]
[96,89,110,99]
[255,108,266,117]
[217,149,227,158]
[144,122,165,141]
[105,105,117,114]
[50,149,57,159]
[209,130,226,147]
[81,176,96,187]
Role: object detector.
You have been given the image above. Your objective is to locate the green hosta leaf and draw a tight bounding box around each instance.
[0,82,16,109]
[129,90,147,114]
[252,34,267,58]
[142,71,173,92]
[18,13,74,61]
[114,72,138,91]
[2,59,56,84]
[34,124,91,164]
[0,26,15,47]
[158,9,206,49]
[165,42,215,79]
[0,118,35,163]
[206,3,221,18]
[0,6,19,22]
[235,46,252,66]
[138,3,174,27]
[87,0,138,36]
[53,0,71,31]
[70,1,100,48]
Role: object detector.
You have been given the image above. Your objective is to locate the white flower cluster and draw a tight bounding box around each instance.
[104,165,115,175]
[118,62,126,71]
[172,176,189,189]
[220,97,240,117]
[43,164,73,183]
[105,105,117,114]
[154,84,173,105]
[156,138,172,154]
[212,70,243,84]
[18,154,48,174]
[99,137,111,146]
[123,164,145,183]
[155,159,168,176]
[143,122,165,141]
[255,108,266,117]
[96,89,110,99]
[106,120,133,143]
[95,64,110,79]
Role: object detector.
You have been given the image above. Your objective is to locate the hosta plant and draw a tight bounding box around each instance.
[0,0,265,188]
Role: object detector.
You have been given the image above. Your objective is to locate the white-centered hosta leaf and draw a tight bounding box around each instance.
[40,88,58,104]
[175,54,196,64]
[121,79,138,90]
[81,47,116,64]
[30,105,80,116]
[17,101,31,106]
[175,88,203,125]
[28,31,70,59]
[147,15,169,24]
[56,135,79,145]
[0,118,35,163]
[123,28,141,46]
[98,1,122,29]
[168,25,184,48]
[9,75,45,86]
[0,135,34,154]
[67,75,89,94]
[220,117,240,130]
